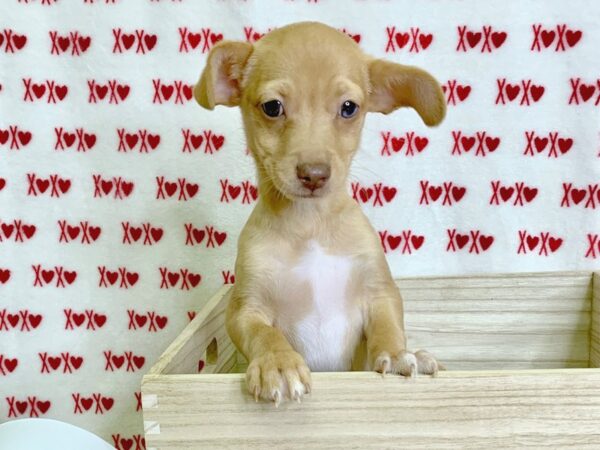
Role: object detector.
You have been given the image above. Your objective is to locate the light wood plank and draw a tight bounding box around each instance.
[142,369,600,449]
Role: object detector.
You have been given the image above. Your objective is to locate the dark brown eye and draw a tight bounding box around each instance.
[340,100,358,118]
[261,100,283,118]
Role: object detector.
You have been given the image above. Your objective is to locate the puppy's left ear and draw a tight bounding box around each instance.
[367,59,446,126]
[194,41,253,110]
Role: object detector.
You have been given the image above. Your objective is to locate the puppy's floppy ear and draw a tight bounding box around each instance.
[367,59,446,126]
[194,41,253,110]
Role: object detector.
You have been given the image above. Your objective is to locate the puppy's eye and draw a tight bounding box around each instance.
[261,100,284,118]
[340,100,359,118]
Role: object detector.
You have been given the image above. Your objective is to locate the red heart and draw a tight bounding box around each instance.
[485,137,500,152]
[534,137,548,152]
[387,235,401,250]
[571,188,586,204]
[155,315,168,329]
[210,33,223,44]
[579,84,595,102]
[94,313,106,327]
[16,401,28,415]
[190,134,203,149]
[144,34,157,50]
[523,187,538,202]
[228,185,241,199]
[150,227,163,242]
[48,357,62,370]
[54,85,68,100]
[121,440,133,450]
[101,397,114,411]
[461,136,475,151]
[0,269,10,284]
[133,356,145,369]
[188,33,201,48]
[193,228,205,244]
[135,314,148,327]
[249,186,258,200]
[68,356,82,369]
[89,226,101,241]
[121,181,133,196]
[42,270,55,284]
[4,358,18,372]
[148,134,160,149]
[414,137,428,152]
[466,31,481,48]
[428,186,442,201]
[64,271,77,284]
[58,178,71,193]
[112,355,125,368]
[18,131,32,146]
[116,84,130,100]
[107,271,118,284]
[2,223,14,238]
[125,133,139,149]
[505,84,520,101]
[212,135,225,150]
[126,272,139,286]
[558,138,573,153]
[499,186,514,202]
[168,272,180,287]
[22,225,35,239]
[81,398,93,411]
[382,186,397,202]
[491,31,507,48]
[73,313,85,326]
[410,235,424,250]
[164,182,177,197]
[122,34,135,49]
[0,35,3,48]
[58,36,70,51]
[161,85,174,100]
[565,29,582,47]
[351,34,361,43]
[198,360,205,372]
[456,85,471,101]
[95,85,108,99]
[12,34,27,50]
[456,234,469,249]
[0,130,8,145]
[479,235,494,251]
[188,273,201,287]
[186,183,199,198]
[101,180,113,195]
[451,186,466,202]
[84,133,96,149]
[183,85,193,100]
[395,32,409,48]
[541,30,555,47]
[130,227,142,242]
[0,178,5,190]
[7,314,19,328]
[78,36,91,52]
[32,83,46,98]
[214,232,227,246]
[28,314,42,328]
[391,137,404,152]
[63,133,76,147]
[530,85,544,102]
[526,235,539,250]
[419,33,433,49]
[359,187,373,203]
[37,401,51,414]
[549,237,563,252]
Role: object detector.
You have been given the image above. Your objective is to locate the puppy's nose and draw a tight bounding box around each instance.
[296,163,331,191]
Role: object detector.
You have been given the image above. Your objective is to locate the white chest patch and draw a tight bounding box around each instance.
[281,240,360,372]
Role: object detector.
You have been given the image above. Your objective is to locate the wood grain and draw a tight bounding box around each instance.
[142,369,600,449]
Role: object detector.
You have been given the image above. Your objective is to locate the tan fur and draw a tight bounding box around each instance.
[195,22,446,405]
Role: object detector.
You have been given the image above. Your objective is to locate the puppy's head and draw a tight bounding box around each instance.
[195,22,445,201]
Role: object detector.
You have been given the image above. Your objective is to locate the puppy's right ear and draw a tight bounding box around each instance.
[194,41,253,110]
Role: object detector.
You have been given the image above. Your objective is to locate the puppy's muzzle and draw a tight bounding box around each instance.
[296,163,331,192]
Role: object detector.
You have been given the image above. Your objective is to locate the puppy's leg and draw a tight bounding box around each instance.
[365,289,441,377]
[227,296,312,406]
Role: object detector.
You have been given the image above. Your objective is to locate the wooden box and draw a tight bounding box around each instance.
[142,271,600,449]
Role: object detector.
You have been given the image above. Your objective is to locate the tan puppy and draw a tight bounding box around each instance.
[194,21,446,406]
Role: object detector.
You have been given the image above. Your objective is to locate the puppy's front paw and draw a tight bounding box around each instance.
[373,349,441,377]
[246,350,312,406]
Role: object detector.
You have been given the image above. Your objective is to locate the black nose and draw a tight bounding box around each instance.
[296,163,331,191]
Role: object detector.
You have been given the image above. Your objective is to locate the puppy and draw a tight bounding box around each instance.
[194,21,446,406]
